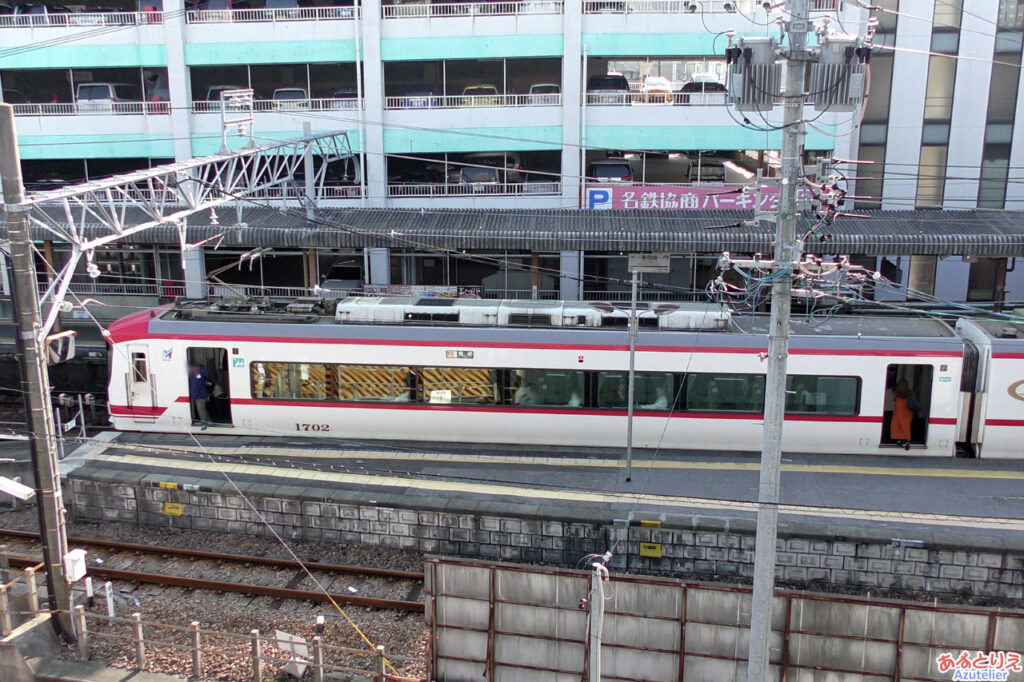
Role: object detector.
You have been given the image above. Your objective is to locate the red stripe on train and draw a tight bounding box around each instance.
[985,419,1024,427]
[108,333,962,358]
[108,405,168,417]
[136,397,963,426]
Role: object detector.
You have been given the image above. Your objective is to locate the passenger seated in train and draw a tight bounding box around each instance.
[641,386,669,410]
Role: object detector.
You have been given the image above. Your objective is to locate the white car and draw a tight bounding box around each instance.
[76,83,142,113]
[641,75,673,104]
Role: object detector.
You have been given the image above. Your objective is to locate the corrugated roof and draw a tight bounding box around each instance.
[2,206,1023,255]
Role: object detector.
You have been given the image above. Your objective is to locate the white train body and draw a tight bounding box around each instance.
[105,297,1024,458]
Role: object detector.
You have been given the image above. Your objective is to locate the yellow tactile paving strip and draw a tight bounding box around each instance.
[114,443,1024,480]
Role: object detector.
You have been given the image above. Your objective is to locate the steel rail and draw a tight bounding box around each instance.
[0,528,422,581]
[5,555,423,613]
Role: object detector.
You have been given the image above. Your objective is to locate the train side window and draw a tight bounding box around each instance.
[684,373,765,413]
[421,367,496,404]
[508,369,584,407]
[336,365,412,402]
[596,371,675,410]
[785,376,860,415]
[130,352,147,383]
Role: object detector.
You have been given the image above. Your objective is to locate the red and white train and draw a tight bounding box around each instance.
[106,296,1024,458]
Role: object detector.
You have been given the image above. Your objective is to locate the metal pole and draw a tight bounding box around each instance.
[745,2,807,680]
[303,121,315,220]
[587,563,607,682]
[625,269,638,482]
[0,103,74,639]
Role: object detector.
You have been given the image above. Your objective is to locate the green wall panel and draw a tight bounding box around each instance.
[384,125,561,153]
[185,40,356,66]
[382,34,562,61]
[584,125,836,151]
[583,32,757,56]
[17,134,174,160]
[0,44,166,69]
[190,130,362,157]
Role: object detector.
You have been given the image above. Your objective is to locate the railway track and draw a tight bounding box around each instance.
[0,528,424,613]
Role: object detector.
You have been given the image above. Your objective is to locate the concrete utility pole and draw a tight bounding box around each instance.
[745,0,808,679]
[625,268,638,482]
[0,104,74,638]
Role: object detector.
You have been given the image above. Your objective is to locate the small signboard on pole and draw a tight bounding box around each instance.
[627,253,671,273]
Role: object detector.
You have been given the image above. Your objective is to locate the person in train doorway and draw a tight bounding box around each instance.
[188,361,214,430]
[889,378,918,450]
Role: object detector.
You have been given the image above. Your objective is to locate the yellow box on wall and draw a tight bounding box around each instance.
[639,542,662,558]
[162,502,184,516]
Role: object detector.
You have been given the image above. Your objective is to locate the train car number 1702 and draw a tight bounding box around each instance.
[295,423,331,432]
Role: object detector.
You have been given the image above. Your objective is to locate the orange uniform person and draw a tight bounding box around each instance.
[890,378,914,450]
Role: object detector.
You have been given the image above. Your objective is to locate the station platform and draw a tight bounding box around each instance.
[60,431,1024,600]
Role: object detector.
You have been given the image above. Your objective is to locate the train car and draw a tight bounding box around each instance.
[955,318,1024,458]
[103,296,1020,458]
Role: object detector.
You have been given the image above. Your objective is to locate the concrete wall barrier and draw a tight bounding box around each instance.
[67,475,1024,601]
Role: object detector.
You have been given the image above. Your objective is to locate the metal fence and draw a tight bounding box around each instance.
[12,102,170,116]
[582,0,837,13]
[382,0,562,19]
[70,607,423,682]
[387,181,560,197]
[383,93,561,109]
[0,11,161,27]
[192,98,362,113]
[427,557,1024,682]
[186,5,358,23]
[586,91,726,106]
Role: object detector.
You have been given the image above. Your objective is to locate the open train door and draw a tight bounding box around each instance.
[186,347,233,426]
[125,343,159,423]
[881,364,933,448]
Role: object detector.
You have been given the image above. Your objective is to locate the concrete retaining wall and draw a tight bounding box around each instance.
[68,476,1024,601]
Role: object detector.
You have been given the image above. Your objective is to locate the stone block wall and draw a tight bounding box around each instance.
[68,477,1024,601]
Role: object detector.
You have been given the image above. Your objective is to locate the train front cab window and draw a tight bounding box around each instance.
[186,347,232,427]
[881,364,933,448]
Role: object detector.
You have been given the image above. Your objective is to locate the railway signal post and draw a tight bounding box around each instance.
[0,104,74,639]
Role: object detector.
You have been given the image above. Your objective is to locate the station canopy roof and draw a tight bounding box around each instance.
[3,207,1024,256]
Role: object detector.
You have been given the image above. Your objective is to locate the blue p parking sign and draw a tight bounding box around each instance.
[587,188,611,210]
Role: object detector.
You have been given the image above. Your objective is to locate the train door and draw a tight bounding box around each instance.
[881,364,933,448]
[186,347,232,426]
[125,344,157,422]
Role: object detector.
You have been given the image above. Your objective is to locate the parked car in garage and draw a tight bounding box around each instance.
[587,158,633,183]
[527,83,560,105]
[461,84,501,106]
[329,88,360,109]
[586,74,631,105]
[272,87,309,110]
[392,83,437,109]
[641,75,673,104]
[677,75,727,104]
[451,152,525,184]
[319,258,363,296]
[76,83,142,113]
